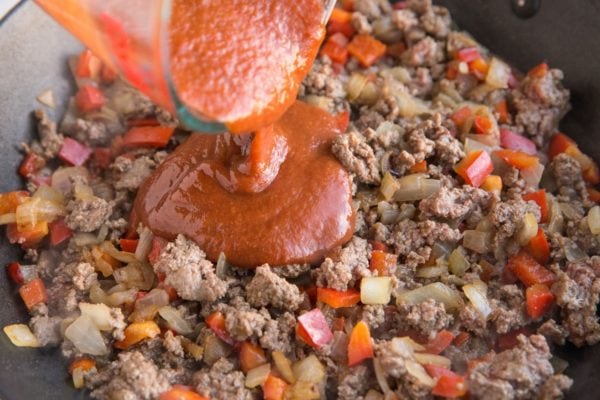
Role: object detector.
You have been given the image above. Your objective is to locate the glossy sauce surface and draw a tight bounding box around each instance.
[133,102,355,267]
[169,0,325,133]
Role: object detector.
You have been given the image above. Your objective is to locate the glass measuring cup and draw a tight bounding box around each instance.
[34,0,336,133]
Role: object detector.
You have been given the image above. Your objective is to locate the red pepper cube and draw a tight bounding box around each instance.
[526,284,554,319]
[58,137,93,166]
[453,150,493,188]
[297,308,333,348]
[75,85,106,113]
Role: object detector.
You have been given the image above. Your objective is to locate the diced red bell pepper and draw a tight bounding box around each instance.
[494,100,510,124]
[122,126,175,148]
[451,106,473,129]
[205,311,236,346]
[75,85,106,113]
[469,57,489,80]
[0,191,29,214]
[425,330,454,355]
[19,278,48,310]
[392,1,407,9]
[522,189,548,223]
[473,115,493,134]
[526,283,554,319]
[262,374,288,400]
[454,150,494,188]
[7,222,49,248]
[526,228,550,265]
[548,132,577,161]
[101,64,119,84]
[588,188,600,203]
[148,236,169,264]
[92,147,113,169]
[321,33,349,65]
[369,240,388,252]
[327,8,355,38]
[76,49,102,80]
[119,238,138,253]
[297,308,333,349]
[455,47,480,63]
[126,117,161,128]
[317,288,361,308]
[528,62,549,79]
[453,331,470,347]
[58,137,93,166]
[340,0,354,11]
[347,34,387,67]
[335,110,350,133]
[114,321,161,349]
[19,152,45,178]
[68,358,97,374]
[347,320,374,367]
[410,160,428,174]
[507,251,556,287]
[239,341,268,373]
[446,61,459,80]
[159,385,208,400]
[369,250,397,276]
[49,218,72,246]
[497,327,533,351]
[500,129,537,155]
[583,161,600,185]
[424,365,468,398]
[493,149,539,170]
[6,262,24,285]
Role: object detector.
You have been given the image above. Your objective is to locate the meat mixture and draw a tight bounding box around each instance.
[3,0,600,399]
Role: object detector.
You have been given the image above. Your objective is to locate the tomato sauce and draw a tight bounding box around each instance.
[169,0,325,133]
[133,102,355,268]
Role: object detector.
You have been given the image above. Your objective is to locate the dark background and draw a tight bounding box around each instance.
[1,1,599,398]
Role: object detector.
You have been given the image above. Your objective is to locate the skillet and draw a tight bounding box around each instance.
[0,1,599,399]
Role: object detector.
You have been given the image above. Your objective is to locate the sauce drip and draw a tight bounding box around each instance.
[133,102,355,268]
[169,0,325,133]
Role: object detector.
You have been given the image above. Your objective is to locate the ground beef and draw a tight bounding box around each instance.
[459,304,487,336]
[114,156,156,191]
[193,358,252,400]
[489,284,529,335]
[537,319,568,346]
[361,304,386,330]
[552,258,600,346]
[467,335,571,400]
[154,235,228,302]
[70,262,98,291]
[434,132,465,167]
[419,186,490,220]
[65,196,112,233]
[401,36,444,67]
[512,69,570,146]
[420,5,451,38]
[88,351,172,400]
[337,365,371,400]
[224,306,268,341]
[272,263,311,278]
[259,311,296,355]
[29,315,62,347]
[375,338,433,399]
[162,330,184,357]
[299,58,345,112]
[352,11,372,35]
[332,130,381,185]
[34,109,64,158]
[314,236,371,291]
[392,8,419,32]
[246,264,303,311]
[489,198,541,259]
[389,219,461,257]
[550,153,587,201]
[396,298,452,339]
[353,0,386,21]
[72,118,113,146]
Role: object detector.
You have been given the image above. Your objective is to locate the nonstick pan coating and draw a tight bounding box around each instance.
[1,1,599,399]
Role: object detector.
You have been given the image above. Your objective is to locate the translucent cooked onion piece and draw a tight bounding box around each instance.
[51,166,89,195]
[245,363,271,388]
[373,358,392,395]
[485,57,511,89]
[135,227,154,261]
[516,213,538,245]
[158,306,193,335]
[588,206,600,235]
[405,360,435,387]
[521,162,544,188]
[272,350,296,384]
[64,315,108,356]
[347,73,368,102]
[16,197,64,229]
[79,302,114,331]
[361,277,393,305]
[413,352,452,368]
[203,334,232,366]
[33,185,64,204]
[449,246,470,276]
[463,280,492,319]
[415,265,448,279]
[3,324,40,347]
[292,354,325,383]
[394,174,442,202]
[380,172,401,201]
[462,230,492,254]
[547,197,564,234]
[396,283,463,311]
[100,241,138,264]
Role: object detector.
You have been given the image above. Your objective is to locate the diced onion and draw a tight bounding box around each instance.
[414,352,452,368]
[394,175,442,202]
[37,89,56,108]
[377,201,400,225]
[113,262,154,290]
[245,363,271,388]
[73,182,95,201]
[16,197,64,228]
[0,213,16,225]
[361,277,393,305]
[462,230,491,254]
[182,339,204,360]
[393,336,425,352]
[158,306,193,335]
[394,89,431,117]
[380,172,401,201]
[380,66,411,84]
[516,213,538,245]
[64,315,108,356]
[347,73,368,102]
[405,360,435,387]
[273,350,297,384]
[485,57,511,89]
[396,283,463,311]
[521,162,544,188]
[358,82,379,106]
[449,246,470,276]
[203,334,232,366]
[51,166,89,195]
[3,324,40,347]
[79,302,114,331]
[365,390,384,400]
[292,354,325,383]
[286,381,320,400]
[215,252,228,279]
[33,185,64,204]
[89,284,137,307]
[373,358,392,395]
[564,240,587,262]
[74,233,103,247]
[547,197,564,234]
[588,206,600,235]
[302,95,330,110]
[135,227,154,261]
[464,137,493,155]
[100,241,138,263]
[415,265,448,278]
[463,280,492,319]
[356,190,379,212]
[559,203,581,221]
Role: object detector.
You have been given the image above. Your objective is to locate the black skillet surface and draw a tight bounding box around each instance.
[0,1,599,399]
